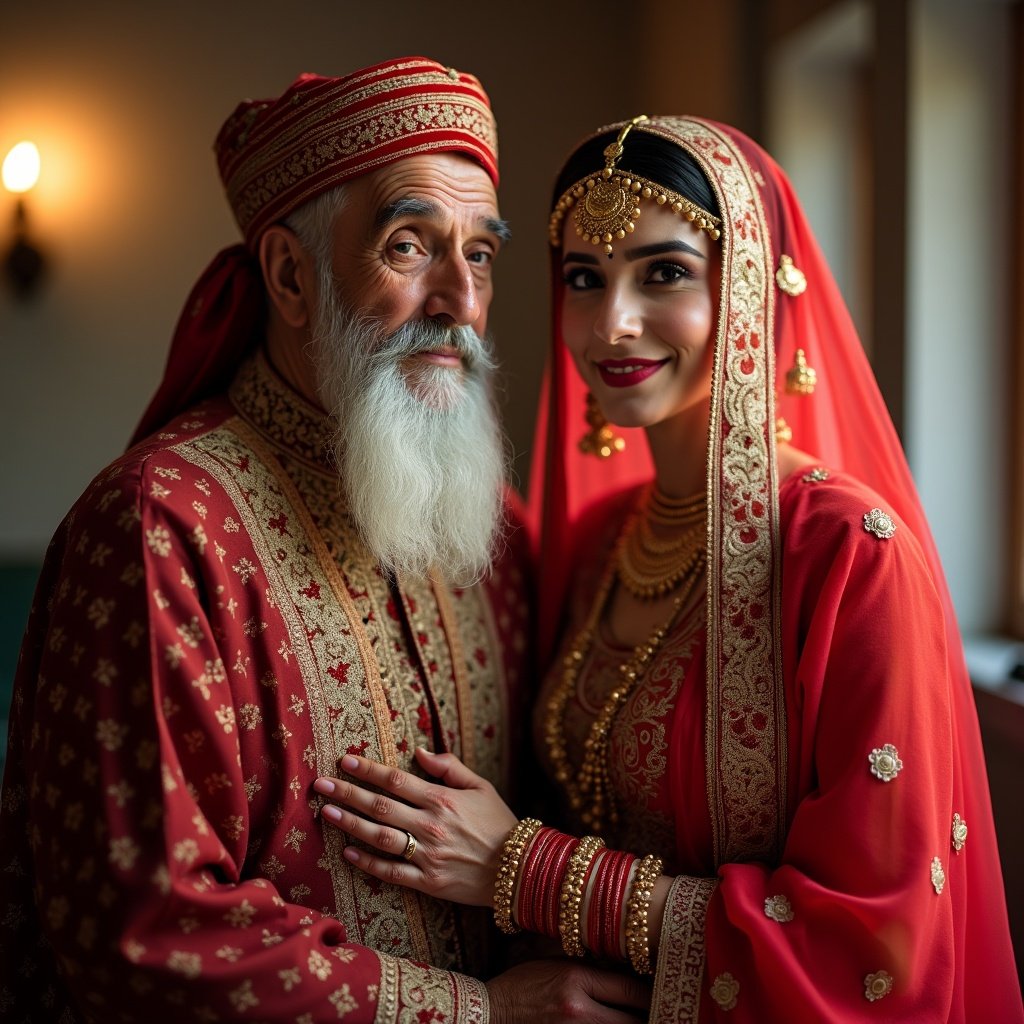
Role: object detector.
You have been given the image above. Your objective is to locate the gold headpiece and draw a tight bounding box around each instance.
[549,116,722,258]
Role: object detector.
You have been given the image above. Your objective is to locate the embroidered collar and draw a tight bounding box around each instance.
[228,349,336,471]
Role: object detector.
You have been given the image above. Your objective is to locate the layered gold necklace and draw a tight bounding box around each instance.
[616,487,706,599]
[544,486,707,833]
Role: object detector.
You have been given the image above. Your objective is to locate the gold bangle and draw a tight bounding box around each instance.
[558,835,605,957]
[624,854,663,975]
[493,818,542,935]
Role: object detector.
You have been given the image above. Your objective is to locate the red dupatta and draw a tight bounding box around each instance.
[530,118,1015,932]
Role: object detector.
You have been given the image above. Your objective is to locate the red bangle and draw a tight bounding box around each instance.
[541,834,578,938]
[516,827,558,932]
[606,851,637,959]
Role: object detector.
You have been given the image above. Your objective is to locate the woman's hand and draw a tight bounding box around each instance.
[313,747,517,907]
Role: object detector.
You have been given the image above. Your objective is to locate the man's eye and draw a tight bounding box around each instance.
[467,250,493,266]
[392,241,416,256]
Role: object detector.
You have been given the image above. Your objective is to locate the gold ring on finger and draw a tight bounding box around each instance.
[401,830,418,861]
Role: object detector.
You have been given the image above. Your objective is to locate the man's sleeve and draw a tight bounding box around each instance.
[8,456,487,1022]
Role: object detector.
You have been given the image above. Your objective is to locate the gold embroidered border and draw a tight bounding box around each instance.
[374,952,479,1023]
[230,91,496,234]
[642,118,786,866]
[231,420,434,964]
[431,579,477,771]
[649,875,717,1024]
[185,416,434,964]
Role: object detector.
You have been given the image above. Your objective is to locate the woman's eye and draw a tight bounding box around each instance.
[563,267,602,290]
[648,262,690,283]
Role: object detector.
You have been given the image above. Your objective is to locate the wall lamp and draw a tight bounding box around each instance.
[2,141,46,299]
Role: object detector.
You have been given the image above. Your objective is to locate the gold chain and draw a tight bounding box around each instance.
[545,527,706,834]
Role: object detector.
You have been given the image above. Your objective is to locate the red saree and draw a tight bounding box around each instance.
[531,117,1022,1021]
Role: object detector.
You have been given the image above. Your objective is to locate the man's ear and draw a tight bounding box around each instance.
[259,225,314,329]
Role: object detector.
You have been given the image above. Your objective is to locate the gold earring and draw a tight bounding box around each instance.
[579,393,625,458]
[785,348,817,396]
[774,417,793,444]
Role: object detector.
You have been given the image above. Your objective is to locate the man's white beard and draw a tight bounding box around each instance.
[311,270,507,586]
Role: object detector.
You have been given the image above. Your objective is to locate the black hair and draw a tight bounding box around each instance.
[552,126,719,222]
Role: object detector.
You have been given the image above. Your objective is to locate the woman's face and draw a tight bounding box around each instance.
[559,196,719,431]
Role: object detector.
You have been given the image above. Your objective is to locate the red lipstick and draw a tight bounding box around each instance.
[596,357,668,388]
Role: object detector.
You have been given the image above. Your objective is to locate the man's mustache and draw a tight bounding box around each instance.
[372,319,493,371]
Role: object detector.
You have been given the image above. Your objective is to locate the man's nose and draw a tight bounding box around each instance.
[424,252,480,326]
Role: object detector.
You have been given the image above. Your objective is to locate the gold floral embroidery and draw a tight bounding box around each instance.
[709,972,739,1011]
[763,894,794,923]
[931,856,946,894]
[802,467,829,483]
[864,969,893,1001]
[868,743,903,782]
[644,118,786,867]
[863,508,896,540]
[952,812,968,852]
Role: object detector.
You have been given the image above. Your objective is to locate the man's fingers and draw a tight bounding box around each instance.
[582,969,652,1012]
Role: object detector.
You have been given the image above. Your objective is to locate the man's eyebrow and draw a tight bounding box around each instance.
[373,199,510,244]
[485,217,512,243]
[373,197,439,233]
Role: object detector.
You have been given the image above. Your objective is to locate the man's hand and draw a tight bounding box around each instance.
[486,960,651,1024]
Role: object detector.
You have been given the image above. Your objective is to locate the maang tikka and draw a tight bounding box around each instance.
[549,116,723,258]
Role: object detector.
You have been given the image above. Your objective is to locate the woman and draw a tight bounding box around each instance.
[313,116,1022,1021]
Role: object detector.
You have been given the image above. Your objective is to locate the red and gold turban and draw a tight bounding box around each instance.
[131,57,499,443]
[216,59,499,248]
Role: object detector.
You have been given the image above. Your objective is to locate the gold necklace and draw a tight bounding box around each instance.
[545,540,706,834]
[616,487,707,600]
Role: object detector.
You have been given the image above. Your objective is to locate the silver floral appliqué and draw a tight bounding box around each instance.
[868,743,903,782]
[863,508,896,539]
[864,970,893,1002]
[951,813,968,852]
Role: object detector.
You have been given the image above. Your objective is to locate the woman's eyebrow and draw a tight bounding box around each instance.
[624,240,705,261]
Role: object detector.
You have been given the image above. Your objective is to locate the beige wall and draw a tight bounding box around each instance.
[0,0,743,556]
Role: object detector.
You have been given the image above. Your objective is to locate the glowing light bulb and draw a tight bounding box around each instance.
[2,141,41,194]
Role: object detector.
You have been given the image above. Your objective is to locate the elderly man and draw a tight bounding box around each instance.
[0,59,646,1022]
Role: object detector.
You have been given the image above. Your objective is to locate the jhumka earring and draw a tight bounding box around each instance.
[785,349,817,395]
[549,116,723,258]
[579,392,625,458]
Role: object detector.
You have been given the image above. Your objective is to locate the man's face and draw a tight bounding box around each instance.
[326,152,506,357]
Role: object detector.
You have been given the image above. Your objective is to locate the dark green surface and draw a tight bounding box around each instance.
[0,562,42,772]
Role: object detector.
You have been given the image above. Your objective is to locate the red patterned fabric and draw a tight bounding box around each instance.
[0,354,528,1021]
[131,57,498,447]
[530,117,1022,1020]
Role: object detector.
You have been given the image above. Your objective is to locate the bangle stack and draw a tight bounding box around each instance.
[493,818,542,934]
[624,853,663,975]
[498,823,663,976]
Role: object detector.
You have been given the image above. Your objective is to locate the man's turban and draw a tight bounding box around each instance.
[131,57,499,444]
[216,60,499,248]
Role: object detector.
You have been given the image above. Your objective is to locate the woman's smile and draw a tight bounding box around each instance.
[596,356,670,388]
